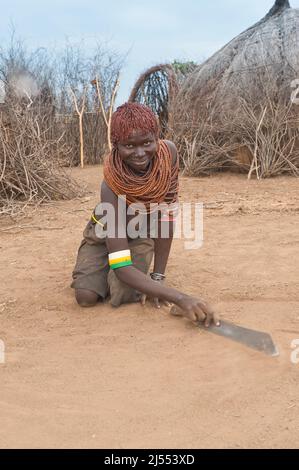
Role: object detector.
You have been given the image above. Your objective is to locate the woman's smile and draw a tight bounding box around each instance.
[129,156,150,166]
[117,130,158,171]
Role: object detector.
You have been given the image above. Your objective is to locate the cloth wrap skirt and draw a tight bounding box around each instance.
[71,218,154,307]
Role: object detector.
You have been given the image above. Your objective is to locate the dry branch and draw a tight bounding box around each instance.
[70,87,87,168]
[93,74,120,151]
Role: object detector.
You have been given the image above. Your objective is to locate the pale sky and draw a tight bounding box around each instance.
[1,0,299,104]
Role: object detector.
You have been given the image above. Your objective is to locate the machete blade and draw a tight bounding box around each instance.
[198,320,279,357]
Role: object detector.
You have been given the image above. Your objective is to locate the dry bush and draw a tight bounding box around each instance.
[0,103,81,216]
[227,98,299,178]
[0,31,124,215]
[54,112,107,167]
[0,32,124,167]
[168,94,235,176]
[221,66,299,178]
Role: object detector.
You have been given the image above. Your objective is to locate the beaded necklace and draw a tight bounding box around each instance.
[103,140,179,213]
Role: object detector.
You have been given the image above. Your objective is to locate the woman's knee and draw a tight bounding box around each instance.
[75,289,99,307]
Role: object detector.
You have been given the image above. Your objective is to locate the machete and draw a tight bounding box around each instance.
[197,320,279,357]
[170,307,279,356]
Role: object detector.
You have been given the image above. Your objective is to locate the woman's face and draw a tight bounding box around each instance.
[117,129,158,172]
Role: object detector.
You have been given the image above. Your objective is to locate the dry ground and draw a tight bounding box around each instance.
[0,166,299,449]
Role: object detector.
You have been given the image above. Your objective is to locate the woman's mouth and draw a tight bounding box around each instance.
[129,157,149,166]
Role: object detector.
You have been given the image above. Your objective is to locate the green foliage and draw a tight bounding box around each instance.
[172,60,197,76]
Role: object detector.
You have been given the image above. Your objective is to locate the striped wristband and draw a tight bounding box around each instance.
[108,249,133,270]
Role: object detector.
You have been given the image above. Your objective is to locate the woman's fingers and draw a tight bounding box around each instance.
[170,305,195,320]
[187,310,198,322]
[193,304,206,323]
[153,298,172,309]
[171,299,220,327]
[199,301,220,327]
[141,296,172,309]
[213,312,221,327]
[140,294,147,306]
[204,312,212,327]
[170,306,183,316]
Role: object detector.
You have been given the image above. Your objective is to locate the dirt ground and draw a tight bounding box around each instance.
[0,166,299,449]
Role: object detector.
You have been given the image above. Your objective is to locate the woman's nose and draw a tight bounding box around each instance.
[134,147,145,157]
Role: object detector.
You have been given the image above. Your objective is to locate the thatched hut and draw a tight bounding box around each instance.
[171,0,299,178]
[128,62,197,136]
[128,64,178,137]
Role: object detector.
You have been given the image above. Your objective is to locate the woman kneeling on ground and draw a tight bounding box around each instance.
[71,102,220,327]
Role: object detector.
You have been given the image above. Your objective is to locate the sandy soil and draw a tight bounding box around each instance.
[0,166,299,449]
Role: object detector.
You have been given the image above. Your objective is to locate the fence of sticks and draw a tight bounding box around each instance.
[0,37,122,216]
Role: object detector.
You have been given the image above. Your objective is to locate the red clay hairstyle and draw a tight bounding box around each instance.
[110,102,159,146]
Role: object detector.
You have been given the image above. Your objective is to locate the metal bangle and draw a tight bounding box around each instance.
[150,272,166,281]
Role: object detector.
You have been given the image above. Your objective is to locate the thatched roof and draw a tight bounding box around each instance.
[175,0,298,107]
[170,1,299,178]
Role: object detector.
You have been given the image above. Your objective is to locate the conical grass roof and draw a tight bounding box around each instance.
[176,0,298,106]
[171,1,299,178]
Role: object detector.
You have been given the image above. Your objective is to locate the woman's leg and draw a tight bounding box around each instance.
[75,289,99,307]
[71,221,110,304]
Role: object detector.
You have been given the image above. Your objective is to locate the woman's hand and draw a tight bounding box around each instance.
[140,275,172,309]
[171,294,220,327]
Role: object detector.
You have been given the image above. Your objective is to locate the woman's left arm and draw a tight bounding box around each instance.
[141,139,178,308]
[153,139,178,275]
[153,220,175,275]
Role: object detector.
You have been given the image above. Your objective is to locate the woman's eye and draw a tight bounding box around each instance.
[126,144,133,149]
[144,141,151,146]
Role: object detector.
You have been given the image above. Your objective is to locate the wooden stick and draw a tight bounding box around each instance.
[94,74,120,152]
[94,77,108,127]
[107,74,120,151]
[70,87,86,168]
[248,106,267,180]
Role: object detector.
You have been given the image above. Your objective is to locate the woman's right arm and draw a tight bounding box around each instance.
[101,181,220,326]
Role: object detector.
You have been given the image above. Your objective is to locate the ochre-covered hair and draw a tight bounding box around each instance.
[110,102,159,146]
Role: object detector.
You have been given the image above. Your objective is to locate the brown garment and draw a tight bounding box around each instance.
[71,220,154,307]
